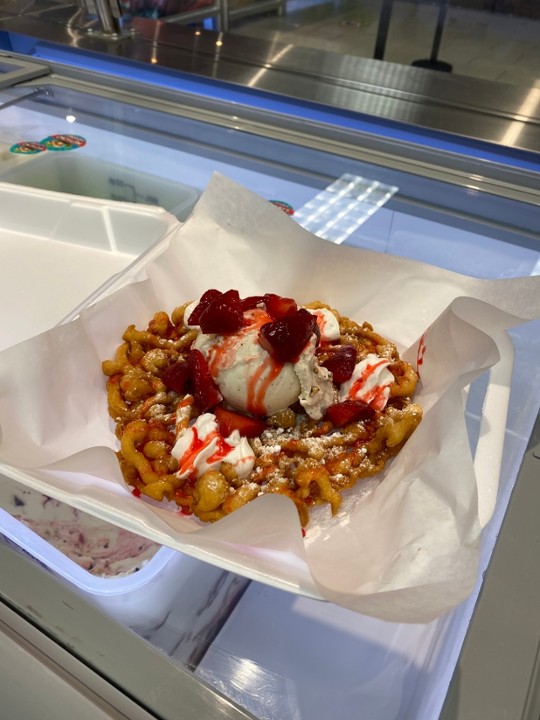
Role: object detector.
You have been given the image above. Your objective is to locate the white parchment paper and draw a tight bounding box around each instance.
[0,174,539,622]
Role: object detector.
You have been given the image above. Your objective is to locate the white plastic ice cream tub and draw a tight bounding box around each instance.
[0,180,180,348]
[0,492,181,631]
[0,152,200,221]
[0,181,180,626]
[0,481,248,647]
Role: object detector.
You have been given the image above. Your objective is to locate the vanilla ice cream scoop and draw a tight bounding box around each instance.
[194,307,303,416]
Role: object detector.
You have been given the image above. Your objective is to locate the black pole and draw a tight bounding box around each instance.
[411,0,453,72]
[374,0,394,61]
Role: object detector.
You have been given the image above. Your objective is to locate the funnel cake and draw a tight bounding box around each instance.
[102,291,422,527]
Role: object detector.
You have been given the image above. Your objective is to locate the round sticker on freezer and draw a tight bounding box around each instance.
[9,141,47,154]
[40,134,87,151]
[270,200,294,215]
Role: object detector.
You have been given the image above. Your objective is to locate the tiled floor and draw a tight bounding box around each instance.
[228,0,540,88]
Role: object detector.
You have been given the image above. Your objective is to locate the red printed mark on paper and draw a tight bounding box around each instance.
[417,331,428,376]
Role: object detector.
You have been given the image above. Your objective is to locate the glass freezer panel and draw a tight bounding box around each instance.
[0,73,538,720]
[0,78,538,238]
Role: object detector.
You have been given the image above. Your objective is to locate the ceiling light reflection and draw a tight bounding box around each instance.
[247,45,294,87]
[224,654,289,710]
[501,88,540,146]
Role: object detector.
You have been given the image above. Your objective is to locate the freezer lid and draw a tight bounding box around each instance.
[0,68,538,235]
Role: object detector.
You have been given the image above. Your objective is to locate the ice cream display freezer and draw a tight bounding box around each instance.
[0,18,539,720]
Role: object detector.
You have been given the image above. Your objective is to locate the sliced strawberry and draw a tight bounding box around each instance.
[198,289,244,334]
[325,400,375,427]
[321,345,357,384]
[188,349,223,411]
[240,295,265,311]
[259,309,319,363]
[263,293,298,320]
[161,358,190,393]
[214,406,267,438]
[187,289,222,325]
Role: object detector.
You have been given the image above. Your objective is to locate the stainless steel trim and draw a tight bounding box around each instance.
[0,0,72,20]
[0,86,49,109]
[0,52,50,87]
[0,542,256,720]
[440,416,540,720]
[0,602,159,720]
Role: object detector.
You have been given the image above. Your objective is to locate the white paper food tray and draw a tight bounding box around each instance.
[1,175,536,720]
[0,507,181,630]
[0,182,249,639]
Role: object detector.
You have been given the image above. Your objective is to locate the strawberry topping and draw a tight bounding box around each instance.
[161,358,190,393]
[187,289,222,325]
[188,349,223,411]
[258,309,319,363]
[190,290,301,332]
[214,406,267,438]
[325,400,375,427]
[197,289,245,334]
[321,345,357,384]
[240,295,265,311]
[263,293,298,320]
